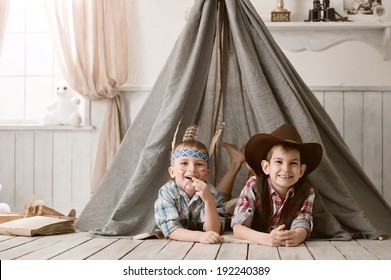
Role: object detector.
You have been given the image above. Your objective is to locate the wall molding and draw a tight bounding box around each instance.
[120,85,391,93]
[310,86,391,92]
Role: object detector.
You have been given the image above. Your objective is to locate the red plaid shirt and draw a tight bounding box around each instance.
[231,176,315,233]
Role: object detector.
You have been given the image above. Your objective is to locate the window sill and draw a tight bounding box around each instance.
[0,124,95,131]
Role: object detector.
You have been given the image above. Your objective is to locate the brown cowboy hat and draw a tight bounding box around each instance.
[245,124,322,176]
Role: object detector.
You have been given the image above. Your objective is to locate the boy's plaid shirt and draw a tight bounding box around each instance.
[154,180,225,237]
[231,176,315,233]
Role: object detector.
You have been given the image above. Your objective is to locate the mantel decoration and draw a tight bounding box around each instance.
[373,4,385,23]
[306,0,338,22]
[304,0,350,22]
[271,0,290,22]
[346,0,382,15]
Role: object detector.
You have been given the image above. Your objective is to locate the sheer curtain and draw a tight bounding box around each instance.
[45,0,129,193]
[0,0,10,55]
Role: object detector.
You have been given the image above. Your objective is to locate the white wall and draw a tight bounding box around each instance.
[125,0,391,88]
[126,0,193,87]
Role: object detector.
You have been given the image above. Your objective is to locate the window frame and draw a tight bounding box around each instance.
[0,0,90,128]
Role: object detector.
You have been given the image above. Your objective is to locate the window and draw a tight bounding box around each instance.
[0,0,85,125]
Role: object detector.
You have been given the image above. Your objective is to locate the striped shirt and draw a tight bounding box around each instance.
[154,180,225,237]
[231,176,315,233]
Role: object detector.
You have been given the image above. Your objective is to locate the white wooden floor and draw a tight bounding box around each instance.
[1,231,391,260]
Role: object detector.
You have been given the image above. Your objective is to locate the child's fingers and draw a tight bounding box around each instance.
[207,232,223,243]
[193,180,209,192]
[191,178,207,187]
[200,232,223,244]
[275,224,286,231]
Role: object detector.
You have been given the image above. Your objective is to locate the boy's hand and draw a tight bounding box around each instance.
[199,231,224,244]
[192,178,214,203]
[269,225,307,247]
[279,227,308,247]
[268,224,286,246]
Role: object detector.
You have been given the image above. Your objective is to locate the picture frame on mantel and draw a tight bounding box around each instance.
[343,0,385,22]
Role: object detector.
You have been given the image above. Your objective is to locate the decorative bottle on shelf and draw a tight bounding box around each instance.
[271,0,290,22]
[373,5,385,23]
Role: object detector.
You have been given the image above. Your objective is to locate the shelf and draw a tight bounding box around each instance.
[0,124,94,131]
[265,22,391,60]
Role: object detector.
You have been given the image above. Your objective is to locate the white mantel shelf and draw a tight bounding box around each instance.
[265,22,391,60]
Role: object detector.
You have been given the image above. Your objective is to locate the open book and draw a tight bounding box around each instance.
[132,230,165,240]
[0,213,24,224]
[0,216,76,237]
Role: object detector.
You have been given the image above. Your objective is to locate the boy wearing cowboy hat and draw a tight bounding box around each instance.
[231,124,322,247]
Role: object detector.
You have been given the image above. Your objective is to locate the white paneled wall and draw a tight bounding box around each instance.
[0,128,93,214]
[313,87,391,207]
[0,87,390,216]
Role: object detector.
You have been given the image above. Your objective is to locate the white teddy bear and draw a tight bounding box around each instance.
[41,81,82,127]
[0,183,11,213]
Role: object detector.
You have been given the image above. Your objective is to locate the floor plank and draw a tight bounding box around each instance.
[153,240,194,260]
[16,233,93,260]
[0,234,66,259]
[184,242,220,260]
[331,240,378,260]
[216,242,247,260]
[0,235,14,242]
[50,236,119,260]
[0,236,41,253]
[305,240,346,260]
[248,243,280,260]
[87,238,143,260]
[278,243,314,260]
[355,239,391,260]
[122,239,169,260]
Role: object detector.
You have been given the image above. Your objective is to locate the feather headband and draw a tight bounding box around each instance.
[171,122,225,163]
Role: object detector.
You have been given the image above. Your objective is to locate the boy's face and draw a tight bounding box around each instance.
[169,156,209,189]
[261,145,306,195]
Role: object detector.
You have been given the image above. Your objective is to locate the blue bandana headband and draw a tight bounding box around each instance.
[171,149,210,165]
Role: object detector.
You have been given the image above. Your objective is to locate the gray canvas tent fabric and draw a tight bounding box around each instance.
[76,0,391,240]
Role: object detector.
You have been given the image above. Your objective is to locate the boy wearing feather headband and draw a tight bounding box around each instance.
[154,123,243,244]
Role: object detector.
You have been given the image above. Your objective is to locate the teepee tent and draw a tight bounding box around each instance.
[76,0,391,240]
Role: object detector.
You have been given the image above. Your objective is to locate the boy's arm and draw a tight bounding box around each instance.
[193,179,224,234]
[165,179,223,244]
[233,224,307,247]
[203,196,222,233]
[289,187,315,235]
[169,227,223,244]
[233,224,286,247]
[168,195,224,244]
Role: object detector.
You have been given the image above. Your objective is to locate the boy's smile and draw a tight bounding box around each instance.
[169,156,209,191]
[261,145,306,198]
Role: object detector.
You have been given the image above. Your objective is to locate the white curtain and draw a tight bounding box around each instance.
[0,0,10,55]
[45,0,129,193]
